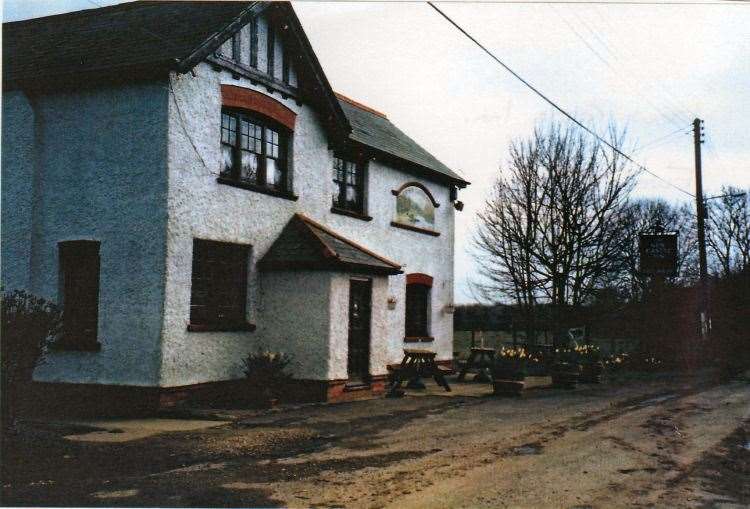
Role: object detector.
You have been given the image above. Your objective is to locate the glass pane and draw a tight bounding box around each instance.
[266,158,284,188]
[221,145,233,175]
[332,181,342,206]
[240,151,258,182]
[266,158,277,186]
[346,185,359,208]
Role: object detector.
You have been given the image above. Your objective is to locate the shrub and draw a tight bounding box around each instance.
[242,348,293,383]
[1,290,61,428]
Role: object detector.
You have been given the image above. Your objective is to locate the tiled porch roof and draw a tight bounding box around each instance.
[258,214,403,275]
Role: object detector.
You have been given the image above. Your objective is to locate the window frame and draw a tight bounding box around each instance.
[55,240,102,351]
[404,274,434,342]
[219,107,293,198]
[188,239,254,333]
[331,154,370,220]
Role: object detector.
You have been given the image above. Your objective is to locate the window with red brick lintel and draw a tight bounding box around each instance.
[405,273,433,341]
[219,86,297,199]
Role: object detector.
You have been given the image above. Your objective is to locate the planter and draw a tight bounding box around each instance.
[493,379,525,397]
[580,362,604,384]
[551,363,581,389]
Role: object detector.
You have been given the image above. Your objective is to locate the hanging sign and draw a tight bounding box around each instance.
[639,233,678,276]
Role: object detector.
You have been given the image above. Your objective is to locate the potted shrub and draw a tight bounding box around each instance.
[492,346,528,397]
[577,344,604,384]
[241,348,293,408]
[551,348,581,389]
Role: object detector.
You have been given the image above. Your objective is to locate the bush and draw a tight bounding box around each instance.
[242,348,293,383]
[1,290,61,428]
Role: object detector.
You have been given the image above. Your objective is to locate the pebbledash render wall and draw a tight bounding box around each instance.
[160,62,455,387]
[1,83,169,387]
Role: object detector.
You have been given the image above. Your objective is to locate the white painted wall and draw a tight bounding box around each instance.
[258,271,331,380]
[161,61,455,387]
[1,83,169,386]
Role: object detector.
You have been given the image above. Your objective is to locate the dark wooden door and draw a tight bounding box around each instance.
[347,278,372,382]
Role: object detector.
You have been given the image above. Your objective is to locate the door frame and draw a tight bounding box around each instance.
[347,277,372,383]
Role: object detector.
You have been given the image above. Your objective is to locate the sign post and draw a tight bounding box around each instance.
[639,232,679,277]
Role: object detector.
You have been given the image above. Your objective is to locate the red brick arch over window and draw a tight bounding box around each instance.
[406,273,433,287]
[221,85,296,131]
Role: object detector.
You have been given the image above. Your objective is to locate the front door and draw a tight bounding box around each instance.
[347,278,372,382]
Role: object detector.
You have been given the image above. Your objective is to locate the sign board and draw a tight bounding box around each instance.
[639,233,678,276]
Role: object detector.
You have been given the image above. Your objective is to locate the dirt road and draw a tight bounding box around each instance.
[2,373,748,508]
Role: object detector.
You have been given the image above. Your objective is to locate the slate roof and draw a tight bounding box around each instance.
[258,214,403,275]
[2,1,252,85]
[337,95,469,187]
[3,1,468,188]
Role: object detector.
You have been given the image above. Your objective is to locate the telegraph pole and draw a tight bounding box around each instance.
[693,118,708,337]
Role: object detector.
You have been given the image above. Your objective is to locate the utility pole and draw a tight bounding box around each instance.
[693,118,708,338]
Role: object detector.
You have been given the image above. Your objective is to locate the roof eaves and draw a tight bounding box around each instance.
[177,1,267,74]
[279,4,351,137]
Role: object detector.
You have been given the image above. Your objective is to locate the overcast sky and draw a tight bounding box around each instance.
[4,0,749,302]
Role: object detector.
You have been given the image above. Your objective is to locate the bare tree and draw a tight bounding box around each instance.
[473,122,636,346]
[706,186,750,276]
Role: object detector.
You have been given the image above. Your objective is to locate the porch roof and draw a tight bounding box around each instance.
[258,214,403,275]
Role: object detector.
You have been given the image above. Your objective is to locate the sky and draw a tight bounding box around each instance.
[4,0,749,302]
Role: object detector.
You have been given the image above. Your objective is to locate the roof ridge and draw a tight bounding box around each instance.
[334,92,387,119]
[295,213,401,270]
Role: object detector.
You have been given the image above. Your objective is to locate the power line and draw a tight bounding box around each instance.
[566,6,696,125]
[551,4,690,130]
[427,1,696,198]
[633,127,691,153]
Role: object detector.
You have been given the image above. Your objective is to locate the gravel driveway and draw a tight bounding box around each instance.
[2,372,748,508]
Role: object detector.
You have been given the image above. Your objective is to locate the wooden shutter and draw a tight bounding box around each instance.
[59,240,100,348]
[190,240,249,329]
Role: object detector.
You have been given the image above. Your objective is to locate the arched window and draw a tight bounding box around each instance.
[219,86,296,196]
[392,183,439,235]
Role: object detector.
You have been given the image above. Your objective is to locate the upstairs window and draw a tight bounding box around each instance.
[57,240,101,350]
[405,273,433,340]
[189,239,251,332]
[332,156,365,214]
[220,109,289,193]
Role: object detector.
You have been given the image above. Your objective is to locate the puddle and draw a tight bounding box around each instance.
[618,467,657,474]
[508,443,543,456]
[635,394,679,407]
[92,488,139,499]
[742,441,750,451]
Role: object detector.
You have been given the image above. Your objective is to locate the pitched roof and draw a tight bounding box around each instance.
[337,94,469,187]
[3,1,467,188]
[258,214,403,275]
[2,1,253,85]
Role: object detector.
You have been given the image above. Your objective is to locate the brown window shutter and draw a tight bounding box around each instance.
[59,240,101,349]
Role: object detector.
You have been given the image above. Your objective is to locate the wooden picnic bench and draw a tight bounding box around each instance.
[457,347,496,382]
[386,349,451,397]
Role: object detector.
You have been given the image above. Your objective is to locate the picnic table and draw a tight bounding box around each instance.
[387,349,451,397]
[457,347,496,382]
